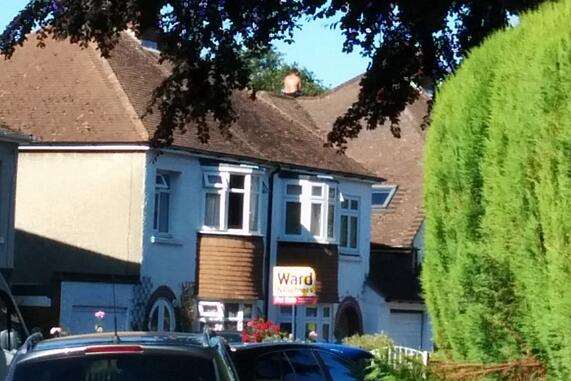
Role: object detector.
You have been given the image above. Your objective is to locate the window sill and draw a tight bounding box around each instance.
[150,235,183,246]
[279,236,336,245]
[339,253,361,262]
[198,230,264,238]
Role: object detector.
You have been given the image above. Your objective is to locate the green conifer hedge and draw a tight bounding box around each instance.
[423,0,571,377]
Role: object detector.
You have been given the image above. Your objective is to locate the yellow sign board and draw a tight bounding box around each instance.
[272,266,317,305]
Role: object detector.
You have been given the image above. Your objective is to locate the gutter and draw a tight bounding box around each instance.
[263,165,281,318]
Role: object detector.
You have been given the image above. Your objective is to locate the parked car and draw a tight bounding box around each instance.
[6,331,238,381]
[230,342,373,381]
[0,274,28,380]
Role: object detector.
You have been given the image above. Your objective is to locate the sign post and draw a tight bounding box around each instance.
[272,266,317,340]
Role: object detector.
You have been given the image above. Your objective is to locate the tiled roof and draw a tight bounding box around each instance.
[260,77,428,248]
[0,33,375,180]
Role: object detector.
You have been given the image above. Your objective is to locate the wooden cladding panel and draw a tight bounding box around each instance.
[277,242,339,303]
[197,234,264,300]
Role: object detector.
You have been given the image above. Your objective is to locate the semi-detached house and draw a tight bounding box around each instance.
[0,33,380,342]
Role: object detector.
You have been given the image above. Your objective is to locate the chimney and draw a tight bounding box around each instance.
[282,69,302,97]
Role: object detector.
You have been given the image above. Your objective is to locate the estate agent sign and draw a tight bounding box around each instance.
[272,266,317,305]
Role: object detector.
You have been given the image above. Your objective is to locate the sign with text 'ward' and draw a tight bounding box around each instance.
[272,266,317,305]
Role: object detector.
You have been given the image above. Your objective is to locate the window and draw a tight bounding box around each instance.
[283,180,337,241]
[153,173,171,234]
[198,301,254,332]
[372,185,397,210]
[148,298,175,332]
[203,170,262,233]
[284,350,327,381]
[340,196,359,251]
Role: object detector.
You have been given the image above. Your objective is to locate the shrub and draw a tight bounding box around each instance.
[423,0,571,377]
[343,334,394,352]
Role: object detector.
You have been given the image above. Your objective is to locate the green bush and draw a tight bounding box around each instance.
[423,0,571,378]
[343,334,394,352]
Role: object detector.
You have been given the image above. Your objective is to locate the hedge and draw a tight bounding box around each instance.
[422,0,571,378]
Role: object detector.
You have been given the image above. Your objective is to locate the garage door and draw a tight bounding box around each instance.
[60,282,134,335]
[388,310,423,349]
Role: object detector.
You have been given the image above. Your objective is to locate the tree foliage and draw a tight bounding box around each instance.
[0,0,545,148]
[423,0,571,377]
[245,48,327,96]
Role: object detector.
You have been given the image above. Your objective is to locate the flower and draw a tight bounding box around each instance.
[94,310,106,320]
[50,327,62,337]
[308,331,318,341]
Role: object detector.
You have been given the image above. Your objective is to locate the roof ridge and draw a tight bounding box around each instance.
[88,46,149,141]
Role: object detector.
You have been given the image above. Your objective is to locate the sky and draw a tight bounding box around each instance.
[0,1,368,87]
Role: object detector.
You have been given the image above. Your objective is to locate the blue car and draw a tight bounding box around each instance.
[230,342,373,380]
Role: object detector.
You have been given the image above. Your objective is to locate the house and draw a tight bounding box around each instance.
[257,77,433,349]
[0,33,379,341]
[0,124,30,278]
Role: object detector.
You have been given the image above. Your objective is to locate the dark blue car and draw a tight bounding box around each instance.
[230,342,373,380]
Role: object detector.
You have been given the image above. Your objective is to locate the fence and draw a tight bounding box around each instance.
[372,345,430,366]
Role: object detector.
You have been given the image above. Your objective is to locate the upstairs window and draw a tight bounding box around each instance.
[372,185,397,210]
[203,171,261,233]
[283,180,337,241]
[339,196,359,251]
[153,173,171,234]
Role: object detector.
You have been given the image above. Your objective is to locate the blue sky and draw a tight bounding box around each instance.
[0,1,368,87]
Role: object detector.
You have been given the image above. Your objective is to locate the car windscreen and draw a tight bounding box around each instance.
[13,353,216,381]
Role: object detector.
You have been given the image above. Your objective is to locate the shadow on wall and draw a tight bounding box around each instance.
[13,229,140,285]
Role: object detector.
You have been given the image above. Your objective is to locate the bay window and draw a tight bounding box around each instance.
[340,196,359,251]
[283,180,337,241]
[203,170,261,233]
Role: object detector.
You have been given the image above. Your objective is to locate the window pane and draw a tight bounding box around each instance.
[340,215,348,247]
[158,192,170,233]
[251,176,260,192]
[250,192,259,231]
[305,323,317,339]
[153,193,159,230]
[280,322,292,335]
[327,204,335,239]
[323,306,330,318]
[207,174,222,185]
[305,307,318,318]
[372,191,390,206]
[255,353,283,381]
[318,351,361,381]
[350,216,358,248]
[229,174,245,189]
[341,199,349,209]
[243,304,253,320]
[228,192,244,229]
[204,193,220,228]
[285,350,325,381]
[310,203,322,236]
[285,201,302,235]
[225,303,239,318]
[311,186,323,197]
[328,187,336,200]
[350,199,359,210]
[322,324,330,342]
[286,184,302,195]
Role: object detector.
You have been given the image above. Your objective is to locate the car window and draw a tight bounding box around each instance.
[12,353,216,381]
[255,352,293,381]
[316,351,365,381]
[284,350,326,381]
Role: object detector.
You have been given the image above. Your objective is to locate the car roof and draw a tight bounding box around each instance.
[231,341,372,361]
[34,331,207,352]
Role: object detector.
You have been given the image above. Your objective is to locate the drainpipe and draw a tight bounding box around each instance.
[263,166,281,318]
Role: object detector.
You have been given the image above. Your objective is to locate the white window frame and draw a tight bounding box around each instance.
[372,184,397,210]
[201,169,262,234]
[153,172,172,236]
[198,301,255,332]
[302,304,333,342]
[339,194,360,253]
[282,180,337,242]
